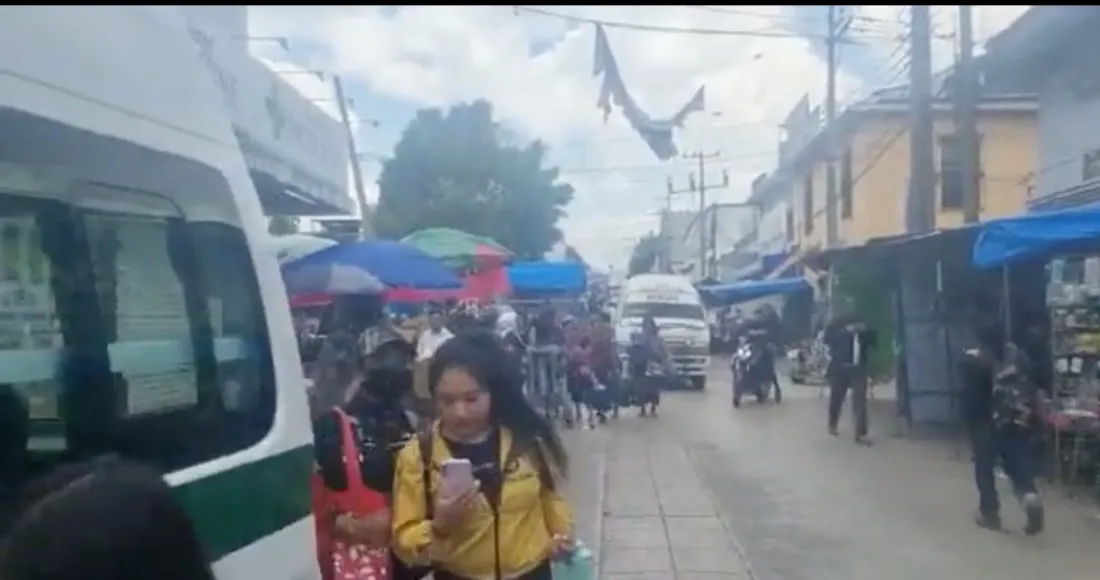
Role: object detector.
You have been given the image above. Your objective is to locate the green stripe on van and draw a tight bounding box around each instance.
[173,445,314,560]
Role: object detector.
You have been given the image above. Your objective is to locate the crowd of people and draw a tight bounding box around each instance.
[0,288,1047,580]
[302,295,595,580]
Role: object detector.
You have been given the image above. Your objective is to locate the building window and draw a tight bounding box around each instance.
[0,109,276,489]
[840,146,854,219]
[802,174,813,234]
[785,207,794,242]
[939,134,964,209]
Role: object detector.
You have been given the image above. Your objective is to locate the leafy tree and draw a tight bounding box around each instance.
[267,216,299,235]
[628,233,662,276]
[375,100,574,259]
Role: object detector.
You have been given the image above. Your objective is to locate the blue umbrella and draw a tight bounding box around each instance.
[282,239,462,289]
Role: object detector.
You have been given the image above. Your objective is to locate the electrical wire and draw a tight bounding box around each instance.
[512,5,866,42]
[559,151,775,175]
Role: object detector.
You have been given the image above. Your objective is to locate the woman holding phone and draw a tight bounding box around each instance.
[391,330,574,580]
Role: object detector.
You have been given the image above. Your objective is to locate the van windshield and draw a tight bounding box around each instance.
[622,302,705,321]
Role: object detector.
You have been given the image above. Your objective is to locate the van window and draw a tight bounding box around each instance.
[0,109,275,492]
[622,302,705,321]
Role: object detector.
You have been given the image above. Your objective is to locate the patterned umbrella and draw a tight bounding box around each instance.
[400,227,511,270]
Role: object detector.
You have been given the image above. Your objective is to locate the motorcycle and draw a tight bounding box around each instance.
[731,336,777,408]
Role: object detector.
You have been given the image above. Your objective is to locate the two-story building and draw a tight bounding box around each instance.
[982,6,1100,211]
[786,86,1035,252]
[740,82,1037,274]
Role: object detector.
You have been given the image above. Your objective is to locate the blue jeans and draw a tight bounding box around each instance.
[971,426,1037,517]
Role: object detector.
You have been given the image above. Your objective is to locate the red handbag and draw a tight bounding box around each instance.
[316,407,392,580]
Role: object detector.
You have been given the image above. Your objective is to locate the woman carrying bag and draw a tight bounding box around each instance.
[391,330,584,580]
[312,338,423,580]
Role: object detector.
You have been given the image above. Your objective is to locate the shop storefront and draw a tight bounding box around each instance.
[186,16,353,216]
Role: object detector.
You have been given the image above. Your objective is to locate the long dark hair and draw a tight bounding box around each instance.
[0,456,215,580]
[428,329,568,476]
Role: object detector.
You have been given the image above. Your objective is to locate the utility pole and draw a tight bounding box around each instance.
[668,151,728,280]
[907,6,937,234]
[333,75,374,238]
[824,5,851,251]
[956,5,981,223]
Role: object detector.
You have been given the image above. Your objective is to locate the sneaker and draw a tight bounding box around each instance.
[828,426,839,436]
[974,511,1002,531]
[1021,492,1045,536]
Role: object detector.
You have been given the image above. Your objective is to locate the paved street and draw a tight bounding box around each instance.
[561,361,1100,580]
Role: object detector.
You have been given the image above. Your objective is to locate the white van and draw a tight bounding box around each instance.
[1,7,316,579]
[615,274,710,389]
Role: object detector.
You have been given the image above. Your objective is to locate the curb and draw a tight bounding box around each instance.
[684,444,761,580]
[592,438,608,579]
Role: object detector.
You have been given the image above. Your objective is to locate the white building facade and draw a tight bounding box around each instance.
[179,6,354,216]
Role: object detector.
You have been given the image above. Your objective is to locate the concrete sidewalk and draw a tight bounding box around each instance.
[597,425,753,580]
[559,428,610,560]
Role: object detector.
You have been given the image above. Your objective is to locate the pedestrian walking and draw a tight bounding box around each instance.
[312,338,423,580]
[823,301,877,445]
[391,330,576,580]
[959,314,1044,535]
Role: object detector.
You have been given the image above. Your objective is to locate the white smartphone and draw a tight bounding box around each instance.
[440,458,475,497]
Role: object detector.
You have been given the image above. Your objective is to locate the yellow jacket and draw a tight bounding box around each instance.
[391,423,573,580]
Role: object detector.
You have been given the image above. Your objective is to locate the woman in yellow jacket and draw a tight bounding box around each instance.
[392,330,573,580]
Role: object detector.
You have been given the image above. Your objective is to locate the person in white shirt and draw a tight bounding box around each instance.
[416,308,454,361]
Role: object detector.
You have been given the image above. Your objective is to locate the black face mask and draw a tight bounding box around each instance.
[366,367,412,401]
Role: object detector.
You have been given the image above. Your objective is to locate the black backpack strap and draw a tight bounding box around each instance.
[418,430,433,519]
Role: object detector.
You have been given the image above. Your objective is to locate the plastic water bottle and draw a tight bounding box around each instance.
[551,542,595,580]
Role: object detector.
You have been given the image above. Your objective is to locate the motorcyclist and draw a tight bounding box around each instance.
[732,305,783,403]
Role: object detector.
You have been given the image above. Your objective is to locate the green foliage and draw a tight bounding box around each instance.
[375,100,574,259]
[267,216,299,235]
[628,233,662,276]
[834,260,895,380]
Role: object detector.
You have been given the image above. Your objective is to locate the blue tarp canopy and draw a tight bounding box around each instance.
[282,240,461,289]
[697,276,810,307]
[507,261,587,296]
[972,206,1100,268]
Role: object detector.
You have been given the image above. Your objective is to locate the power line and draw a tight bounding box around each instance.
[559,151,774,175]
[512,5,868,42]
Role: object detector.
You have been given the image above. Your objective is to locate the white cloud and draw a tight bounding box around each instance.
[250,5,1030,269]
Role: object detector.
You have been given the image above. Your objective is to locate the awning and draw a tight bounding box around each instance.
[507,261,587,296]
[973,206,1100,268]
[698,277,811,308]
[765,245,817,280]
[188,25,353,216]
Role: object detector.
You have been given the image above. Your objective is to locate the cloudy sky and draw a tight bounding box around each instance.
[248,5,1029,270]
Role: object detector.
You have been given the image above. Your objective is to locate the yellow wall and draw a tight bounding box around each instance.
[788,109,1035,249]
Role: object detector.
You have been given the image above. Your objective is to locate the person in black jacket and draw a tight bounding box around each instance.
[823,302,877,445]
[733,307,784,402]
[312,337,421,580]
[959,316,1044,535]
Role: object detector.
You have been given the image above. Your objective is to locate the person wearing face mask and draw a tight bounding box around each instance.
[312,337,423,580]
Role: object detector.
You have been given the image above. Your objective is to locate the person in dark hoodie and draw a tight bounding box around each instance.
[823,299,877,445]
[312,337,422,580]
[958,311,1045,535]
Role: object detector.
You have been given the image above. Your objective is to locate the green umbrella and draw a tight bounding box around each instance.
[400,227,511,270]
